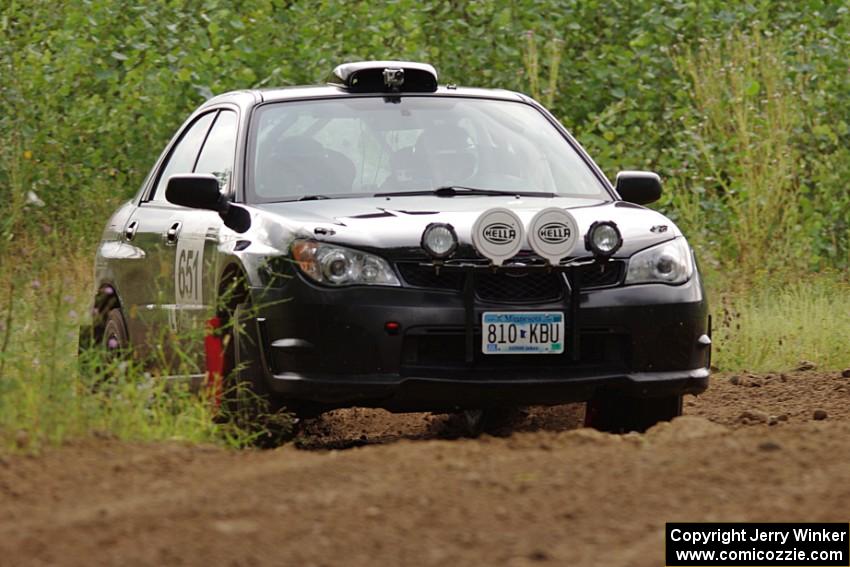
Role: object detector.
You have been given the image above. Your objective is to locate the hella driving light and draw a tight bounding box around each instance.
[291,240,400,287]
[585,221,622,258]
[421,223,458,259]
[471,208,524,266]
[527,208,579,265]
[625,237,694,285]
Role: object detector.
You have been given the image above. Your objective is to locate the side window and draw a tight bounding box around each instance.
[194,110,237,191]
[149,112,217,202]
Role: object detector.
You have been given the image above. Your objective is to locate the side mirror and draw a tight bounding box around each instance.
[165,174,251,233]
[615,171,662,205]
[166,174,223,210]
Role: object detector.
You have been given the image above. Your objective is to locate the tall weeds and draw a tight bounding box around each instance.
[672,31,807,277]
[521,31,564,109]
[0,250,260,451]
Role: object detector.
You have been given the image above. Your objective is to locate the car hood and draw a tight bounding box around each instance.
[250,195,682,259]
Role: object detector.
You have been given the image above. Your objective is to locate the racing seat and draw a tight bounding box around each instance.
[412,123,477,185]
[256,136,356,198]
[381,123,477,192]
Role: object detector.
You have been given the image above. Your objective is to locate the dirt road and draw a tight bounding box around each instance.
[2,370,849,566]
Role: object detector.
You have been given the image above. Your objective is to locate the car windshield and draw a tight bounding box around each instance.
[247,96,610,203]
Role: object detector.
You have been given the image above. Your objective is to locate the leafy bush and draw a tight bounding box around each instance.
[2,0,847,269]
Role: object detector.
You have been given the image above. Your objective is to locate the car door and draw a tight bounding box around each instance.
[120,111,217,367]
[171,109,239,370]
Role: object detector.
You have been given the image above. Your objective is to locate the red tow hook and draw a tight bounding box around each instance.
[204,317,224,409]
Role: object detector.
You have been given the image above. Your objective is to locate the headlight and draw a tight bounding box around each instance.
[625,237,694,285]
[291,240,400,287]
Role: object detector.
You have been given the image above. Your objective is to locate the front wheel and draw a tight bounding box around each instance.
[78,307,131,389]
[221,301,294,444]
[585,394,682,433]
[102,307,129,356]
[456,407,525,437]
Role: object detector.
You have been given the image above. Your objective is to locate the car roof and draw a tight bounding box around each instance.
[199,84,530,112]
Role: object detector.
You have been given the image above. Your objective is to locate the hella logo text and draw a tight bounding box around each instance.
[538,222,571,244]
[483,223,516,245]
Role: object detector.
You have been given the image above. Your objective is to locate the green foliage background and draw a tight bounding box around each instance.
[1,0,848,274]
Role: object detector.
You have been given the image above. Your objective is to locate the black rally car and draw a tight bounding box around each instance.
[85,61,710,431]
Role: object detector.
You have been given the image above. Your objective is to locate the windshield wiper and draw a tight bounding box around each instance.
[296,194,330,201]
[278,193,371,202]
[375,186,555,198]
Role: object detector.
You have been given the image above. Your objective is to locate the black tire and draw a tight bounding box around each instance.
[458,407,525,438]
[222,301,294,444]
[585,394,682,433]
[78,307,129,388]
[223,302,276,413]
[102,308,129,355]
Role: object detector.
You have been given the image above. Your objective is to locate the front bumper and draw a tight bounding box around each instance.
[251,267,711,411]
[269,367,708,413]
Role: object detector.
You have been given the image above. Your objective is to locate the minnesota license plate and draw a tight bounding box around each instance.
[482,312,565,354]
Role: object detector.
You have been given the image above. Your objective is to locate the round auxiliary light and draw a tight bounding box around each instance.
[421,223,458,259]
[527,207,580,265]
[585,221,623,258]
[471,208,524,266]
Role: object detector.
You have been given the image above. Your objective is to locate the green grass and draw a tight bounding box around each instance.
[0,255,257,452]
[711,274,850,372]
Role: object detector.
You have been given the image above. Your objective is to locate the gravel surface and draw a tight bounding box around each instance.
[1,370,849,566]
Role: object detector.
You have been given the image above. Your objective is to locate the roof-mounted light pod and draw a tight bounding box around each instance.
[329,61,438,93]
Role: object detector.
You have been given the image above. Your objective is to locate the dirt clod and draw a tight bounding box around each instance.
[738,410,768,424]
[841,369,850,378]
[729,373,764,387]
[813,409,828,421]
[796,360,817,371]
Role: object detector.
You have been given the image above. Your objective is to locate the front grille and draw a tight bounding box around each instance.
[475,271,563,303]
[396,263,563,303]
[575,261,624,288]
[396,260,624,301]
[396,263,464,291]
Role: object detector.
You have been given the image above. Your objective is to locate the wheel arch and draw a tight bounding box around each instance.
[216,260,252,315]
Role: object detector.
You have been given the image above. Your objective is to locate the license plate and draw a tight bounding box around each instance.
[482,312,564,354]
